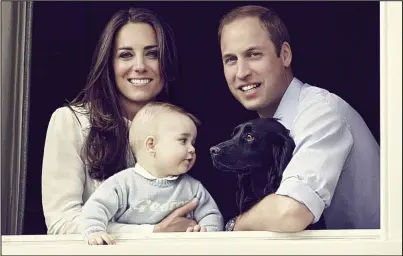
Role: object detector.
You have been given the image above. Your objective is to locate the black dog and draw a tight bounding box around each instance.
[210,117,326,230]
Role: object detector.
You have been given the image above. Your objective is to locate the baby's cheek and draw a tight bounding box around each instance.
[190,157,196,169]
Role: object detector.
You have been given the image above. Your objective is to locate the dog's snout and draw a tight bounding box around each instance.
[210,146,221,155]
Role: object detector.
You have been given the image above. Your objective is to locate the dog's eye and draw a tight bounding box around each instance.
[245,133,254,142]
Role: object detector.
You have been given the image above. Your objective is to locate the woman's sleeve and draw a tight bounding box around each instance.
[41,107,155,234]
[41,107,87,234]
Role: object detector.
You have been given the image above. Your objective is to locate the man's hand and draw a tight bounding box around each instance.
[153,198,199,232]
[87,231,116,245]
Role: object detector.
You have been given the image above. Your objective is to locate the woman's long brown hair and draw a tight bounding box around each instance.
[67,8,179,180]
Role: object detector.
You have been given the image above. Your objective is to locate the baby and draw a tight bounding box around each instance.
[79,102,224,245]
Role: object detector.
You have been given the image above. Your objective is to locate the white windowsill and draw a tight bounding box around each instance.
[2,229,401,255]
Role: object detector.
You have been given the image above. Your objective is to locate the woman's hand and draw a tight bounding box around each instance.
[153,198,199,232]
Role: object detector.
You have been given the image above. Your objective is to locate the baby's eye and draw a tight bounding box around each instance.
[179,138,187,144]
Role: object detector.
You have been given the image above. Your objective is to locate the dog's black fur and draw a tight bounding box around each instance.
[210,117,326,230]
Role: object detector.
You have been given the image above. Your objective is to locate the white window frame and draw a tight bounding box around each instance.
[1,2,401,255]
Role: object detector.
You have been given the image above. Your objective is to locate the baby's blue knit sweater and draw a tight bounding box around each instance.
[79,165,224,237]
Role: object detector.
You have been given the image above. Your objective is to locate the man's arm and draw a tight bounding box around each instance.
[232,99,354,232]
[233,194,313,232]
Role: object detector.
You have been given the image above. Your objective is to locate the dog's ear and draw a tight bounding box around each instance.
[272,131,295,175]
[263,129,295,195]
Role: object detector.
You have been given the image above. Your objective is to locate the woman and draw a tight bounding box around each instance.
[42,7,199,234]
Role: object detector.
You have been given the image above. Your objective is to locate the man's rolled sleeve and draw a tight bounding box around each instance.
[276,176,325,223]
[275,98,354,224]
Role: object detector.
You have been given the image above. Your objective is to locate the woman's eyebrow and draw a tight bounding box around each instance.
[144,45,158,50]
[117,46,133,51]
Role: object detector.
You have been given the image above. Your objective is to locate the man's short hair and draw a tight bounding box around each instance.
[218,5,291,57]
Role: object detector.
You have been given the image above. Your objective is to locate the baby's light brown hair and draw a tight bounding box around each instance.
[129,102,201,156]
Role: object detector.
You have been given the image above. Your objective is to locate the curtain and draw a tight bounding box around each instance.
[1,1,33,235]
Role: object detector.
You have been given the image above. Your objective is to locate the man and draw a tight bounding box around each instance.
[218,5,380,232]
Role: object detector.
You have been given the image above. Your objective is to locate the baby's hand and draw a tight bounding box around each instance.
[186,224,207,232]
[87,231,116,245]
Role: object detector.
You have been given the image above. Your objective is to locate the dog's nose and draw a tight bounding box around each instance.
[210,146,221,155]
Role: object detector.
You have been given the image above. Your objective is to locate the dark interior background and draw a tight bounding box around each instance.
[23,1,380,234]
